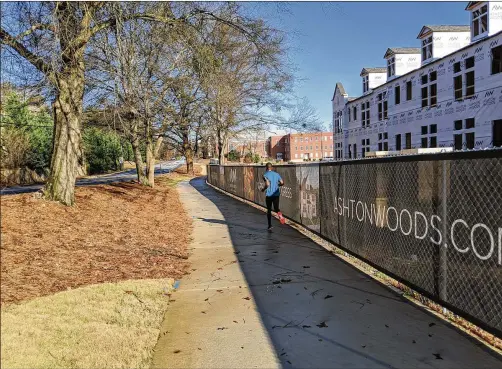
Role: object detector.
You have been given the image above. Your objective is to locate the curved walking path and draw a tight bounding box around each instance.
[152,177,502,369]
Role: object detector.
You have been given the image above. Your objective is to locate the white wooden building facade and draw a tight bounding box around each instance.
[332,2,502,159]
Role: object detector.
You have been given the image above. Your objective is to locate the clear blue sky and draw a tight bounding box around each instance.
[243,2,469,128]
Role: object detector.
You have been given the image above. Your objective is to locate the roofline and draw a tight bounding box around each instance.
[331,83,347,101]
[347,30,502,105]
[290,131,333,136]
[416,25,470,39]
[360,68,387,77]
[465,1,483,10]
[383,48,421,59]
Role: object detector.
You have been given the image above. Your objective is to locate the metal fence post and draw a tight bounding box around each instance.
[439,160,448,302]
[342,162,347,246]
[319,164,323,236]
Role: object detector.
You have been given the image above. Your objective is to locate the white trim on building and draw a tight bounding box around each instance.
[332,2,502,160]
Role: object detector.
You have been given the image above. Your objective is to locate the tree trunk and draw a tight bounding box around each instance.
[42,2,95,205]
[201,138,208,159]
[186,150,194,174]
[145,141,155,187]
[221,131,229,165]
[131,131,147,185]
[182,132,194,174]
[145,135,164,187]
[217,128,224,165]
[194,131,199,158]
[43,72,84,206]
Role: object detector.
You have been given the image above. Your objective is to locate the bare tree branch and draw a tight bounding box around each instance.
[0,28,53,76]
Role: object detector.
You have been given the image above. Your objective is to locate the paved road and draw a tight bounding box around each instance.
[152,177,502,369]
[0,160,184,196]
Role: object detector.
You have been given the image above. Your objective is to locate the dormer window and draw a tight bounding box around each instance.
[422,36,433,61]
[472,4,488,38]
[362,75,369,93]
[387,57,395,77]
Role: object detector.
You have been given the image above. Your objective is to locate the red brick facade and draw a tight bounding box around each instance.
[268,132,334,162]
[227,139,268,158]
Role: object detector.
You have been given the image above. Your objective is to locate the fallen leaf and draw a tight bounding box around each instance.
[324,295,333,299]
[302,266,310,269]
[243,297,251,300]
[302,325,311,328]
[316,321,328,328]
[201,311,206,314]
[433,353,443,360]
[429,322,436,327]
[280,278,292,283]
[385,324,389,328]
[233,321,238,324]
[280,353,287,356]
[173,350,181,354]
[204,298,209,301]
[217,327,227,330]
[361,345,366,348]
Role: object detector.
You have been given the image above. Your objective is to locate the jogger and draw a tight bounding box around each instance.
[266,195,280,229]
[261,162,285,230]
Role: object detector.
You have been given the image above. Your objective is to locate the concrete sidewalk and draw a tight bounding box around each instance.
[151,178,502,369]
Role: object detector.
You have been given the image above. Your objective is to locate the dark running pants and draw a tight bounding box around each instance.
[266,196,280,227]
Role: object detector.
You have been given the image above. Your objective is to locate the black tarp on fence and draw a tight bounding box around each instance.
[206,151,502,337]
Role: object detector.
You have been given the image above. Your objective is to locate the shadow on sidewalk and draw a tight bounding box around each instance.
[188,178,502,369]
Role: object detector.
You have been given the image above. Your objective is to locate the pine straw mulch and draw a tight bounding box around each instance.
[0,174,193,306]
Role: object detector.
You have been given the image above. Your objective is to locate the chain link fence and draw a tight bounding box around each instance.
[207,150,502,337]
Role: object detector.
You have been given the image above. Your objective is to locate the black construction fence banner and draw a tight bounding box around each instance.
[207,151,502,337]
[275,166,301,223]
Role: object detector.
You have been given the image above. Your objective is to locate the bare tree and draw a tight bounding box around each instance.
[200,19,322,164]
[86,4,184,186]
[1,1,280,203]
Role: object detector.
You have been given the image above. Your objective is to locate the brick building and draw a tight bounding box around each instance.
[227,139,268,158]
[268,132,334,162]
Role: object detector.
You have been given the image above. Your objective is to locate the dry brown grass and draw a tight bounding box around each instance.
[0,174,192,306]
[1,278,175,369]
